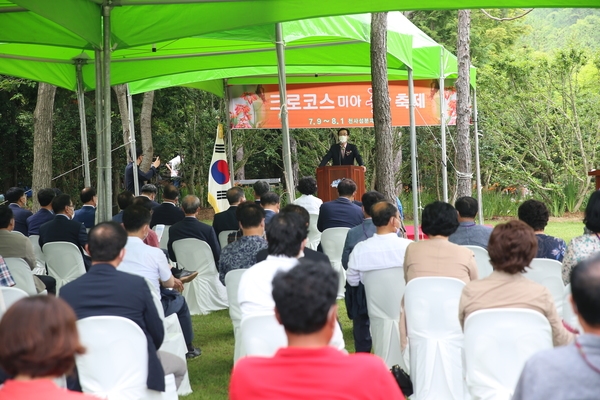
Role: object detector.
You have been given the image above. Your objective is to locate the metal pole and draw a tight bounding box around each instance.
[76,62,91,188]
[275,23,296,202]
[224,79,235,185]
[126,84,139,196]
[440,48,448,202]
[408,67,419,241]
[473,88,484,225]
[102,4,112,221]
[94,49,106,222]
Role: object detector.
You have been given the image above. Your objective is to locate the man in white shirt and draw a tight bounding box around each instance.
[238,212,345,350]
[347,201,412,287]
[118,205,201,359]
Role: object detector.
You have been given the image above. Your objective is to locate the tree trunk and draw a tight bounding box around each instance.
[370,12,396,203]
[456,9,472,198]
[140,91,155,172]
[235,146,245,180]
[32,83,57,212]
[113,84,132,162]
[393,128,403,194]
[291,136,299,188]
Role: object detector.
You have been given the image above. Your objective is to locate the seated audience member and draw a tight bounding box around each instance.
[448,196,493,249]
[119,206,201,359]
[0,256,15,288]
[261,191,280,225]
[133,196,161,248]
[125,147,160,194]
[150,185,185,229]
[341,190,385,353]
[218,201,267,285]
[39,194,91,272]
[5,187,32,236]
[230,259,403,400]
[317,178,363,232]
[459,220,573,346]
[73,187,97,229]
[0,296,87,399]
[255,204,331,265]
[513,255,600,399]
[167,195,220,266]
[518,199,566,262]
[60,222,187,391]
[27,188,55,236]
[293,176,323,215]
[562,190,600,284]
[112,191,134,223]
[0,205,56,294]
[141,184,160,209]
[213,187,246,239]
[253,180,270,204]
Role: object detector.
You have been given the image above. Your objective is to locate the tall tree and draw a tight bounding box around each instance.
[113,84,132,162]
[456,10,472,198]
[32,83,57,211]
[370,12,396,203]
[139,91,155,172]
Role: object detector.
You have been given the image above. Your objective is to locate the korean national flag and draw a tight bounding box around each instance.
[208,124,232,213]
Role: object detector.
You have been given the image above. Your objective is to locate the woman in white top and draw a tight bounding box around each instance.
[293,177,323,215]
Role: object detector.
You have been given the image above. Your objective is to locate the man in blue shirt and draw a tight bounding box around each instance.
[27,188,55,236]
[448,196,492,249]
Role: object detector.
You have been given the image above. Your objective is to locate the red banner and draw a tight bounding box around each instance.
[228,81,457,129]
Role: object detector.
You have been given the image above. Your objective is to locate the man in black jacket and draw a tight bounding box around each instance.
[213,186,245,239]
[319,128,366,171]
[150,185,185,228]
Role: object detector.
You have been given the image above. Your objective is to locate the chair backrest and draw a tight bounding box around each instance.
[240,313,287,357]
[404,277,466,400]
[172,239,216,276]
[218,230,237,249]
[463,245,493,278]
[145,278,166,320]
[524,258,565,316]
[225,269,246,325]
[28,234,46,270]
[362,267,405,320]
[464,308,553,399]
[158,225,171,250]
[306,214,321,250]
[320,227,350,264]
[42,241,86,294]
[4,257,37,295]
[0,287,28,317]
[562,283,581,332]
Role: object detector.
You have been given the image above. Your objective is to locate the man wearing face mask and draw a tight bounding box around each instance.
[319,128,366,172]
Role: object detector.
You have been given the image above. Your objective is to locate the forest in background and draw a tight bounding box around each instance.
[0,8,598,218]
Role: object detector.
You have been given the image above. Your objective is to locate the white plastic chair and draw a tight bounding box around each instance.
[524,258,565,316]
[152,225,171,251]
[362,267,407,370]
[306,214,321,250]
[173,238,228,315]
[225,269,246,363]
[240,313,287,357]
[0,287,28,320]
[76,316,178,400]
[4,257,37,295]
[404,277,467,400]
[320,227,350,299]
[464,245,493,278]
[28,234,46,274]
[42,241,86,294]
[218,230,237,249]
[464,308,553,400]
[562,284,581,332]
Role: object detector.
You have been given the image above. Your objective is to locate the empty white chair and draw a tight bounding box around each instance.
[362,267,407,370]
[42,241,86,294]
[0,287,28,319]
[320,227,350,299]
[524,258,565,316]
[225,269,247,363]
[28,234,46,274]
[4,257,37,296]
[173,238,228,315]
[76,316,177,400]
[306,214,321,250]
[464,245,493,278]
[240,313,287,357]
[404,277,466,400]
[218,230,237,249]
[562,284,581,332]
[464,308,553,400]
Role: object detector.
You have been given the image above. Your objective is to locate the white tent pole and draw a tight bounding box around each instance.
[94,49,106,222]
[408,67,419,241]
[126,84,139,196]
[473,88,484,225]
[102,4,113,221]
[75,62,91,188]
[440,48,448,202]
[275,23,296,202]
[224,79,235,184]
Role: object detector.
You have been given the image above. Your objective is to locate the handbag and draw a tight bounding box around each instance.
[390,364,413,397]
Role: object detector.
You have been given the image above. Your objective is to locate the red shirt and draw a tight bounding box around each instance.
[229,347,404,400]
[144,229,160,248]
[0,379,92,400]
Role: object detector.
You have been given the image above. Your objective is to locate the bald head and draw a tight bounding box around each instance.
[182,195,200,215]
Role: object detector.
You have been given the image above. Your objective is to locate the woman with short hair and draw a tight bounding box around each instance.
[459,220,573,346]
[0,296,89,399]
[518,199,566,262]
[293,176,323,215]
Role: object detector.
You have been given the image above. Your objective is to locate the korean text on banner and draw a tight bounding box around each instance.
[208,124,232,213]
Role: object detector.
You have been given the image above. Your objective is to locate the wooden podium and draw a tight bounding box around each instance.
[316,166,365,203]
[588,170,600,190]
